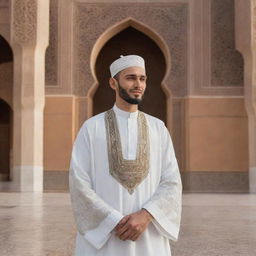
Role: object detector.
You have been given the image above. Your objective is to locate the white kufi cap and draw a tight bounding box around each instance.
[110,55,145,77]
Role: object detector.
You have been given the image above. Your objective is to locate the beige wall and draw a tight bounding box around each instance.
[44,96,74,172]
[185,97,249,172]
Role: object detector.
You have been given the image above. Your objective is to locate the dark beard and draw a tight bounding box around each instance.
[117,82,144,105]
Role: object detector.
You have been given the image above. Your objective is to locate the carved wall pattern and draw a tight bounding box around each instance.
[74,3,187,97]
[45,0,59,85]
[12,0,37,44]
[211,0,243,87]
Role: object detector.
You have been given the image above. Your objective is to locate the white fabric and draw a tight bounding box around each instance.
[110,55,145,77]
[69,104,182,256]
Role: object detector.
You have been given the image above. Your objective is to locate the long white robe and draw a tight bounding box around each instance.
[69,105,182,256]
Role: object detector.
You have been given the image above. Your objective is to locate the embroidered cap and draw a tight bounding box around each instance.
[110,55,145,77]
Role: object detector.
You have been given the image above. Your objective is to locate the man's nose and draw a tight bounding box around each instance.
[134,78,143,87]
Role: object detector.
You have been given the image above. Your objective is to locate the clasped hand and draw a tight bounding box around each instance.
[114,209,153,241]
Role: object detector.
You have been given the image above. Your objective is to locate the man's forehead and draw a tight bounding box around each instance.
[120,66,146,76]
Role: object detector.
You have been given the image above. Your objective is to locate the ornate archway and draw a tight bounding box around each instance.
[93,26,167,123]
[89,18,173,129]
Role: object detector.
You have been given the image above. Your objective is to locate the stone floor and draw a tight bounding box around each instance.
[0,193,255,256]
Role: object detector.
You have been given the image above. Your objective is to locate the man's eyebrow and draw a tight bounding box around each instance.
[124,74,147,78]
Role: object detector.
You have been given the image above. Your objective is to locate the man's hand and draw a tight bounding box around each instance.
[114,209,153,241]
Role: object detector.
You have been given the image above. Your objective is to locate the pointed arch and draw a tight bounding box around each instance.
[90,18,171,94]
[89,18,172,128]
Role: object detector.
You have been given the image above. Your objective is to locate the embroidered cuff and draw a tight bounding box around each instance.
[84,210,123,249]
[143,203,180,241]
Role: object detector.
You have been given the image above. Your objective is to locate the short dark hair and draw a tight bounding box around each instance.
[113,71,121,81]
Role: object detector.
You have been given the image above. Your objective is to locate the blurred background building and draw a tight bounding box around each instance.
[0,0,255,193]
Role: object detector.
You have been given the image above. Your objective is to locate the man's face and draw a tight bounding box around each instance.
[114,67,147,105]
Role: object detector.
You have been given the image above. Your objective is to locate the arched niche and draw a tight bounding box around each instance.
[91,19,171,125]
[0,35,13,182]
[93,26,167,123]
[0,99,12,181]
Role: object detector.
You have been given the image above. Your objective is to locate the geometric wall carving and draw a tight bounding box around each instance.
[12,0,37,44]
[211,0,244,87]
[45,0,59,86]
[74,2,188,97]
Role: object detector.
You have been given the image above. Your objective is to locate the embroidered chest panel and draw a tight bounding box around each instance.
[105,109,150,194]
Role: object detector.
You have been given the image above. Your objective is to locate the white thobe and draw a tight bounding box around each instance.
[69,105,182,256]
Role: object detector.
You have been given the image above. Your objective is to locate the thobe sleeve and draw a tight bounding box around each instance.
[142,124,182,241]
[69,124,123,249]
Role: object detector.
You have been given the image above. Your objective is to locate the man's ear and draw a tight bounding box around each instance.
[109,77,117,90]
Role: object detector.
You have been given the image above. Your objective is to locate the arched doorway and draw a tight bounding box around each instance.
[0,99,12,181]
[93,26,167,123]
[0,35,13,182]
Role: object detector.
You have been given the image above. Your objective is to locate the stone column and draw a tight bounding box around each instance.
[235,0,256,193]
[10,0,49,191]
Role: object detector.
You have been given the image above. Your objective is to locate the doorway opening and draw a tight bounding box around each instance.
[0,35,13,181]
[93,26,167,123]
[0,99,12,181]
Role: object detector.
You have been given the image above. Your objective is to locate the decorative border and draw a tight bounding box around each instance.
[189,0,243,96]
[73,2,188,97]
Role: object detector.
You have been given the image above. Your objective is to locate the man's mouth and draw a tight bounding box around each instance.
[131,90,142,94]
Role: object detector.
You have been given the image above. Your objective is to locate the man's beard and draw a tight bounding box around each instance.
[117,81,144,105]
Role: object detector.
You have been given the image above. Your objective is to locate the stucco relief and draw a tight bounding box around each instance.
[45,0,58,85]
[12,0,37,44]
[74,3,187,97]
[211,0,243,87]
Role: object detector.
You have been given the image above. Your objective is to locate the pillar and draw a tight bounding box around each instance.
[10,0,49,191]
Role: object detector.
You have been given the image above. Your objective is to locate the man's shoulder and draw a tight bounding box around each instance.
[81,111,106,130]
[142,111,165,127]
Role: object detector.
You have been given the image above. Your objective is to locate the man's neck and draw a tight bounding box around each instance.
[115,100,138,112]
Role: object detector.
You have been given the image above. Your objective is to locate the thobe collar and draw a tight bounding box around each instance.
[113,104,139,119]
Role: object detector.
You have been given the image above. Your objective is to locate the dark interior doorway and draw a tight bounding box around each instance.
[94,26,167,123]
[0,35,13,64]
[0,99,12,181]
[0,35,13,181]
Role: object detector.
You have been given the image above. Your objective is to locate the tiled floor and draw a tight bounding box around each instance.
[171,194,256,256]
[0,192,255,256]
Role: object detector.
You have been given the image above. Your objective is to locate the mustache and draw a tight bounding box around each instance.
[130,89,143,93]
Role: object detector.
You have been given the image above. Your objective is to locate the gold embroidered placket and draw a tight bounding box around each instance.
[105,109,150,194]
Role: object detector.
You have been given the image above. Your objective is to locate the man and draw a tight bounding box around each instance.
[69,55,182,256]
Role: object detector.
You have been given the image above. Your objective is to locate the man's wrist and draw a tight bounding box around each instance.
[141,208,153,222]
